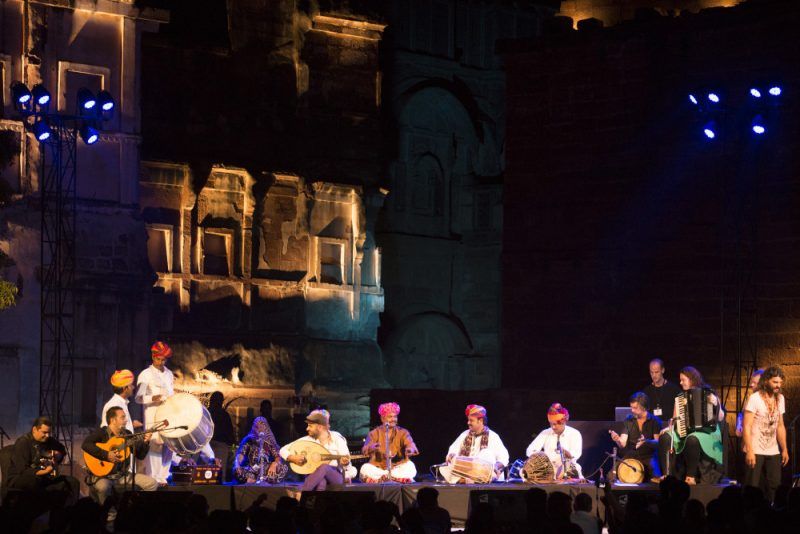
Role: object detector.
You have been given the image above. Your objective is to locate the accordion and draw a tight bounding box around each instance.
[674,387,717,438]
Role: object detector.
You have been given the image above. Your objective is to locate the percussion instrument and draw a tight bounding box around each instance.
[674,387,717,438]
[440,455,494,484]
[520,452,555,483]
[285,439,368,475]
[616,457,645,484]
[155,393,214,454]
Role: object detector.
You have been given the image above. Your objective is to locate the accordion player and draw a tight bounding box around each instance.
[674,387,719,438]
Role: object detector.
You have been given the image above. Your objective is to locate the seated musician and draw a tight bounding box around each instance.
[657,366,725,485]
[279,409,357,491]
[440,404,509,483]
[233,416,288,484]
[527,403,583,479]
[360,402,419,483]
[82,406,158,505]
[7,416,80,507]
[609,392,662,481]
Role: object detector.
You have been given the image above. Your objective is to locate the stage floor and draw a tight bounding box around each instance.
[163,481,728,527]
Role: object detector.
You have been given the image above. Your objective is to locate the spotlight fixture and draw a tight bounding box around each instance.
[79,124,99,145]
[11,82,32,111]
[768,86,782,97]
[749,88,762,98]
[703,121,717,139]
[77,88,97,112]
[33,120,52,141]
[707,92,720,103]
[96,91,114,112]
[689,94,699,105]
[751,115,766,135]
[31,84,51,106]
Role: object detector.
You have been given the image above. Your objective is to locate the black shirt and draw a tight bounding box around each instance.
[621,413,663,457]
[208,405,235,445]
[642,381,682,418]
[82,426,149,477]
[8,433,67,480]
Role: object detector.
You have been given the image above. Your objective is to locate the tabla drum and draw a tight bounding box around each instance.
[616,457,645,484]
[155,393,214,455]
[521,452,555,483]
[450,456,494,484]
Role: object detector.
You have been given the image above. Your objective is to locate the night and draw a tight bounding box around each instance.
[0,0,798,532]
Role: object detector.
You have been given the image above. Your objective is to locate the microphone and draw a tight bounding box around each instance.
[430,462,449,468]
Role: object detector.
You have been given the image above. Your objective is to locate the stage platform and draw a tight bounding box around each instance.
[163,481,728,527]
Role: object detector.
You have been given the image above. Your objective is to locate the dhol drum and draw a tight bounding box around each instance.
[521,452,555,483]
[440,456,495,484]
[616,457,645,484]
[155,392,215,455]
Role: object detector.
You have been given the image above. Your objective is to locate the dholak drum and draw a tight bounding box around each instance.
[448,456,494,484]
[155,393,214,455]
[521,452,555,483]
[616,457,645,484]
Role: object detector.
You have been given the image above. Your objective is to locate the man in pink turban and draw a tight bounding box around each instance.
[359,402,419,483]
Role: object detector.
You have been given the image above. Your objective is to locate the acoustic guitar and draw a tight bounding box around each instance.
[83,424,163,477]
[286,440,368,475]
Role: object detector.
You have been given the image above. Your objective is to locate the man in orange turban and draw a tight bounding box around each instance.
[135,341,175,485]
[100,370,141,433]
[526,402,583,479]
[359,402,419,483]
[440,404,509,483]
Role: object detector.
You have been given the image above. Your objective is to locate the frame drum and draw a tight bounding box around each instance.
[155,393,214,455]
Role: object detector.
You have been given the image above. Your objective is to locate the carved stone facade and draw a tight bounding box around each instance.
[378,0,557,390]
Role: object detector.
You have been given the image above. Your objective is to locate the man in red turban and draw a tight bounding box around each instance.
[526,402,583,479]
[135,341,175,485]
[360,402,419,483]
[440,404,509,483]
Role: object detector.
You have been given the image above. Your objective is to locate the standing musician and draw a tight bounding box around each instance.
[233,416,288,484]
[101,369,142,434]
[81,406,158,505]
[527,403,583,479]
[6,416,80,506]
[742,366,789,502]
[657,366,725,485]
[642,359,682,420]
[135,340,174,485]
[609,392,662,481]
[441,404,509,483]
[279,409,357,490]
[736,369,764,438]
[360,402,419,483]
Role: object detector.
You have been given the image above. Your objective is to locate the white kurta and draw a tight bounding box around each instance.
[441,429,509,483]
[279,431,357,480]
[359,460,417,482]
[526,425,583,477]
[100,394,134,433]
[135,364,174,483]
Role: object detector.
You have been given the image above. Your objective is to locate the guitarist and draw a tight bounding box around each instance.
[279,409,357,490]
[82,406,158,505]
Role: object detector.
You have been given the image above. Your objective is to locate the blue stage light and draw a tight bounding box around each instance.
[11,82,31,105]
[769,86,782,96]
[97,91,114,112]
[708,93,720,103]
[751,115,766,135]
[32,84,50,106]
[33,120,52,141]
[749,88,762,98]
[80,124,99,145]
[689,94,698,105]
[703,127,716,139]
[77,88,97,111]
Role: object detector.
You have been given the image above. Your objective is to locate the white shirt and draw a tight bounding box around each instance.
[745,392,785,456]
[446,429,510,467]
[135,365,175,409]
[526,425,583,464]
[279,431,357,479]
[101,394,134,433]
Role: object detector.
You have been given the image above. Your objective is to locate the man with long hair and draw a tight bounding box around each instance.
[742,366,788,501]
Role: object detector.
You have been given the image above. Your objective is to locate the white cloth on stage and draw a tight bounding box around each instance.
[101,394,134,433]
[526,425,583,477]
[279,432,357,479]
[441,429,509,483]
[135,364,174,483]
[359,460,417,481]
